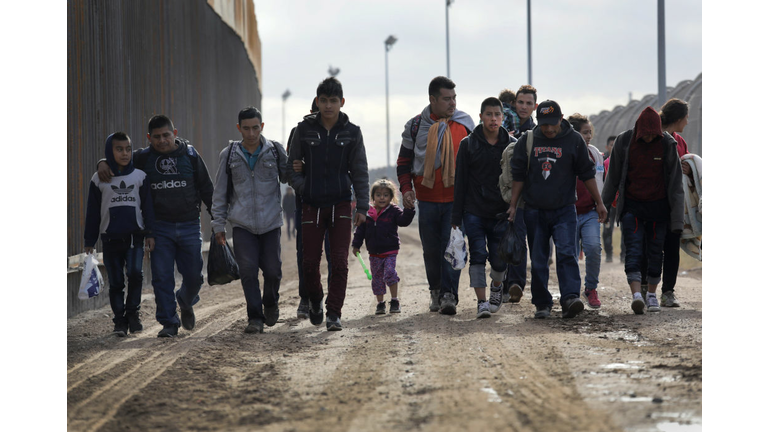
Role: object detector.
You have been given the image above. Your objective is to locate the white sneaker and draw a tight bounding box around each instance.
[489,287,503,313]
[646,294,661,313]
[477,300,491,319]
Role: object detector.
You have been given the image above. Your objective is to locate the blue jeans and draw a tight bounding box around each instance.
[504,209,528,290]
[622,212,667,285]
[103,239,144,324]
[524,205,581,309]
[151,220,204,327]
[576,210,601,290]
[233,227,282,321]
[463,212,507,288]
[418,201,461,302]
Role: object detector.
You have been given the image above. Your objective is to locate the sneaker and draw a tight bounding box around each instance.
[439,293,457,315]
[264,304,280,327]
[661,291,680,308]
[112,319,128,337]
[297,298,310,319]
[583,289,601,309]
[157,324,179,338]
[562,297,584,319]
[389,299,401,313]
[508,284,523,303]
[476,300,491,319]
[375,301,386,315]
[631,296,646,315]
[309,300,324,326]
[640,283,648,302]
[646,294,661,313]
[244,319,264,334]
[180,306,195,331]
[429,290,440,312]
[126,313,143,333]
[606,255,613,263]
[489,286,503,313]
[326,314,342,331]
[534,305,552,319]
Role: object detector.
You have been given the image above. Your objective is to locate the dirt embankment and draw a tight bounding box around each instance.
[67,224,702,431]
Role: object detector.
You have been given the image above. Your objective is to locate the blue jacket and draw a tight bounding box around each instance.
[351,204,415,255]
[84,133,155,249]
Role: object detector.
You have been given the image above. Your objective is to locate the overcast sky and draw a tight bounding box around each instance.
[253,0,702,169]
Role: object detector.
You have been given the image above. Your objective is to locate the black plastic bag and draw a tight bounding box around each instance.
[498,219,525,265]
[207,231,240,285]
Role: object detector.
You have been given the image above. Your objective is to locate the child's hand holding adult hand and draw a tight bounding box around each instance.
[354,213,366,227]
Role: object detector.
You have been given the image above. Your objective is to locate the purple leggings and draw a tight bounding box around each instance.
[370,254,399,296]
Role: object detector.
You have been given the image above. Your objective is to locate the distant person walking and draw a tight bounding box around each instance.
[282,188,296,240]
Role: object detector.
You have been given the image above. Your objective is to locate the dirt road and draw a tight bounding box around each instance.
[67,224,702,431]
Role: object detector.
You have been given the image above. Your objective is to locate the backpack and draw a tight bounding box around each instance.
[499,130,533,204]
[225,141,279,203]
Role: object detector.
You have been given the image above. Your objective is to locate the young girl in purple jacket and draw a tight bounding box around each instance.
[352,179,415,314]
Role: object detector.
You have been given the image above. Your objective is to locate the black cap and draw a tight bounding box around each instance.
[536,100,562,125]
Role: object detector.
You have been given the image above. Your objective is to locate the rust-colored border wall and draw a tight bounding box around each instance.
[67,0,261,317]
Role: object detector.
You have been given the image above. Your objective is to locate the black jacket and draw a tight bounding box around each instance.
[287,112,369,214]
[451,125,512,226]
[510,119,595,210]
[135,138,213,223]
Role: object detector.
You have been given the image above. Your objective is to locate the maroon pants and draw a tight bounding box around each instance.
[301,201,353,317]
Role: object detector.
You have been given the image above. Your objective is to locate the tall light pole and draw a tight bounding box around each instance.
[385,35,397,171]
[527,0,532,85]
[657,0,667,107]
[446,0,454,77]
[282,89,291,145]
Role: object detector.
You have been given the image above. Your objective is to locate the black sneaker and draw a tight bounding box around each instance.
[429,290,440,312]
[439,293,457,315]
[126,313,143,333]
[112,318,128,337]
[180,306,195,331]
[157,324,179,338]
[375,301,386,315]
[309,300,324,326]
[561,297,584,319]
[534,305,552,319]
[264,304,280,327]
[297,298,310,319]
[389,299,401,313]
[326,314,342,331]
[244,319,264,334]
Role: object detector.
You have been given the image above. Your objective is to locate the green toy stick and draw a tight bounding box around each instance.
[356,251,372,280]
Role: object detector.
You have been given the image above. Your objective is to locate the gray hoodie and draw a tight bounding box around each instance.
[211,135,289,235]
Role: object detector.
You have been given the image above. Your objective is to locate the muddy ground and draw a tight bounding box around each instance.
[67,224,702,432]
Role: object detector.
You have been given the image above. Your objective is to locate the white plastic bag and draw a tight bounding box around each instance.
[444,227,468,270]
[78,251,104,300]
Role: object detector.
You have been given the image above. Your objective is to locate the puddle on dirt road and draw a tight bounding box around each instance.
[656,422,701,431]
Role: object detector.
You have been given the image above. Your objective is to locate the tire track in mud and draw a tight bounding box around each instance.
[67,301,246,432]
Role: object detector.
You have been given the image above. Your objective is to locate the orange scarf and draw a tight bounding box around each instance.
[421,117,454,188]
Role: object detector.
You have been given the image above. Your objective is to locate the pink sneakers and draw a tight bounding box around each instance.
[583,289,601,309]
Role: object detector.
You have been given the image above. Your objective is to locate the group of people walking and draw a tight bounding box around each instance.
[83,74,696,337]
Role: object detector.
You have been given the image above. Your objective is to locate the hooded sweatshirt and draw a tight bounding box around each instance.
[84,134,154,250]
[451,124,512,226]
[510,119,595,210]
[351,204,415,255]
[601,107,684,231]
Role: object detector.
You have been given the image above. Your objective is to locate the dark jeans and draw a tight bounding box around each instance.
[232,227,282,321]
[504,209,528,290]
[295,196,332,301]
[622,212,667,285]
[463,212,507,287]
[524,205,581,309]
[103,240,144,324]
[301,201,353,318]
[417,201,461,302]
[151,220,204,327]
[640,228,680,293]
